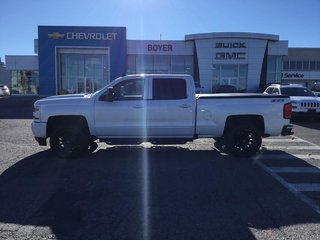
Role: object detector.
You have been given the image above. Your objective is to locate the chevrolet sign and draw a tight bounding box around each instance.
[66,32,117,40]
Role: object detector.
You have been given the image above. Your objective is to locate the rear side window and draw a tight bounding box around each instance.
[152,78,187,100]
[273,88,280,94]
[265,87,274,94]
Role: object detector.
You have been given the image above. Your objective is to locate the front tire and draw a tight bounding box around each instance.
[50,127,89,158]
[225,124,262,157]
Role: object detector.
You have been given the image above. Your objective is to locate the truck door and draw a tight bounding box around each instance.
[147,77,195,137]
[94,78,147,137]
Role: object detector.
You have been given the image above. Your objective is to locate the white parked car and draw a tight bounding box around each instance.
[311,82,320,97]
[0,84,10,96]
[264,84,320,118]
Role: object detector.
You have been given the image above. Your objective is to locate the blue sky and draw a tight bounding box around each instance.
[1,0,320,62]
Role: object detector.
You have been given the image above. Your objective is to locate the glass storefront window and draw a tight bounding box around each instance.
[267,56,282,84]
[283,61,289,70]
[127,55,136,74]
[212,64,248,92]
[57,48,109,94]
[285,60,320,71]
[154,55,170,73]
[11,70,39,94]
[221,65,238,78]
[127,55,193,76]
[171,56,185,73]
[184,56,193,75]
[310,61,316,70]
[136,55,154,73]
[296,61,303,70]
[290,61,296,70]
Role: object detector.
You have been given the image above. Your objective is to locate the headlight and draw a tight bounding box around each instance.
[290,101,297,109]
[33,105,41,121]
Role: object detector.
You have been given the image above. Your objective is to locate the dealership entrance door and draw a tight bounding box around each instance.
[220,77,238,88]
[77,77,94,93]
[57,48,109,95]
[212,64,248,92]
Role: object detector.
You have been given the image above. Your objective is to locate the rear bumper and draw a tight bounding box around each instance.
[281,124,294,136]
[292,111,320,118]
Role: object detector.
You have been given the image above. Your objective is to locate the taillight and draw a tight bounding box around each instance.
[283,103,292,119]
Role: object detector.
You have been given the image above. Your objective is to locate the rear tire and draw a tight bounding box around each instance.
[225,124,262,157]
[50,127,89,158]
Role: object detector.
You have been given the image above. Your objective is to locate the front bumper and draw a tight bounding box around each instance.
[281,124,294,136]
[31,121,47,145]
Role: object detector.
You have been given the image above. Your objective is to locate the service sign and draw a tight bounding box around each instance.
[282,72,305,79]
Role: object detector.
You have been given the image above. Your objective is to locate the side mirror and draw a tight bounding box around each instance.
[106,87,115,102]
[99,87,115,102]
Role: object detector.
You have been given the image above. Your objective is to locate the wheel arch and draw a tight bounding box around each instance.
[47,115,90,137]
[223,115,265,136]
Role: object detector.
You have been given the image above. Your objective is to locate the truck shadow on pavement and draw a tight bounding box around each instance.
[0,147,319,240]
[291,119,320,130]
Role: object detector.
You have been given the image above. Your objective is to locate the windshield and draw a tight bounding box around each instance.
[281,87,315,97]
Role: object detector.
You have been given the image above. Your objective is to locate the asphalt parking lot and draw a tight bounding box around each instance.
[0,96,320,240]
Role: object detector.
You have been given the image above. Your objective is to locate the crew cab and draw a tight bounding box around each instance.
[32,74,292,158]
[264,84,320,118]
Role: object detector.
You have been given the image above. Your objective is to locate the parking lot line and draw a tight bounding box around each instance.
[266,145,320,150]
[256,159,320,214]
[256,153,320,160]
[255,135,320,214]
[291,184,320,192]
[262,138,305,143]
[259,153,320,160]
[263,135,320,148]
[269,167,320,173]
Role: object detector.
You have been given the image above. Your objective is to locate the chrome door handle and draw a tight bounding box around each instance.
[133,105,143,109]
[180,104,191,108]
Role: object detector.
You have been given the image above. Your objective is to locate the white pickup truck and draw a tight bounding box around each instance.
[32,74,293,158]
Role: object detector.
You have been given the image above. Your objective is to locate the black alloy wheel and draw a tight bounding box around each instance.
[225,124,262,157]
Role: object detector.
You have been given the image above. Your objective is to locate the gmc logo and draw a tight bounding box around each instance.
[216,52,246,60]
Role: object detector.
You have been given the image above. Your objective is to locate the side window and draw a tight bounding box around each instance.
[113,78,145,100]
[152,78,187,100]
[265,87,274,94]
[273,88,280,94]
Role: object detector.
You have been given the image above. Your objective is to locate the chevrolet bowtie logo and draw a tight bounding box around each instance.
[48,32,65,39]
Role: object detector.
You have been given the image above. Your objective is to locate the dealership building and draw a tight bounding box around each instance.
[3,26,320,95]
